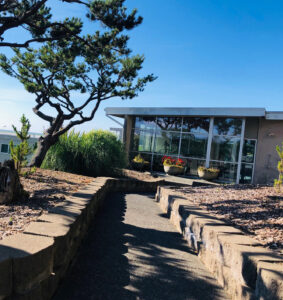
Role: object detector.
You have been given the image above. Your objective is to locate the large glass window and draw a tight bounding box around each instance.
[154,131,180,155]
[182,117,210,134]
[210,161,238,182]
[131,129,154,152]
[180,133,208,159]
[209,118,243,182]
[135,116,156,131]
[213,118,242,136]
[185,158,206,176]
[210,136,240,162]
[130,115,255,184]
[155,117,182,132]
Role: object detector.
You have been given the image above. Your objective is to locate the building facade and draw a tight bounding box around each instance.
[105,107,283,184]
[0,130,39,164]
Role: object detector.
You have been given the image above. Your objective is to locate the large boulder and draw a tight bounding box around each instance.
[0,160,27,204]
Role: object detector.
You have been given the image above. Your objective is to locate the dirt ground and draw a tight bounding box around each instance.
[170,185,283,253]
[1,169,282,254]
[0,168,93,241]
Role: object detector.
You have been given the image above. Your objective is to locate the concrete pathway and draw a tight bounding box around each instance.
[53,193,229,300]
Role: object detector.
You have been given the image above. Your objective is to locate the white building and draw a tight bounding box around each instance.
[0,130,40,163]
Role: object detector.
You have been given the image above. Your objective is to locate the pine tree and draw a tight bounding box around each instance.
[0,1,156,167]
[9,115,32,173]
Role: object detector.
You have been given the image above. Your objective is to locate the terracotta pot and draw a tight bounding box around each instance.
[164,165,184,175]
[198,169,219,180]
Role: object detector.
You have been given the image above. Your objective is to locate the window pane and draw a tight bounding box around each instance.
[240,163,253,184]
[131,129,154,152]
[242,140,256,163]
[180,133,207,159]
[210,161,238,182]
[155,117,182,132]
[210,136,240,162]
[182,117,210,134]
[135,116,156,131]
[185,158,206,176]
[213,118,242,136]
[154,131,180,155]
[1,144,9,153]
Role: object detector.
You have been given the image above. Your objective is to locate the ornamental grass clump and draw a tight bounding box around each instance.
[162,156,185,168]
[198,166,220,174]
[42,130,127,177]
[133,154,148,164]
[132,154,150,171]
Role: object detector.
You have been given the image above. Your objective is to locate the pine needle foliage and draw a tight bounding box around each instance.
[0,0,156,167]
[41,130,127,176]
[274,142,283,193]
[9,114,32,173]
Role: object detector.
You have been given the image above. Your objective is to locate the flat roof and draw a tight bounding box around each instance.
[0,129,41,138]
[105,107,283,120]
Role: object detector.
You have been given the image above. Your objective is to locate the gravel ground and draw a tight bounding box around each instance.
[168,185,283,252]
[53,193,228,300]
[0,168,93,240]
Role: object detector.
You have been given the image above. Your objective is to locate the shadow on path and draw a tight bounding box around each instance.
[53,193,227,300]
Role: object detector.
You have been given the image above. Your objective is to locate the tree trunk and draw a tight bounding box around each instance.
[0,160,27,204]
[29,135,58,167]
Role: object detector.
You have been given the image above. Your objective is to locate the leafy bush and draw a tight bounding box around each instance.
[41,130,127,177]
[274,142,283,193]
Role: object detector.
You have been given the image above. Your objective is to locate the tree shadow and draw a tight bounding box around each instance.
[53,193,227,300]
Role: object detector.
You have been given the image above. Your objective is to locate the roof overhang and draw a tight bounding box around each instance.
[105,107,267,118]
[265,111,283,120]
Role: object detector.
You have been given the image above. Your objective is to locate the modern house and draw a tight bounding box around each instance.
[105,107,283,184]
[0,130,39,164]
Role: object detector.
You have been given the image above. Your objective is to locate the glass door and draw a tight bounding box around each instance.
[240,139,257,184]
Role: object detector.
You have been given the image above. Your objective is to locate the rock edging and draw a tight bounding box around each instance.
[0,176,163,300]
[155,186,283,300]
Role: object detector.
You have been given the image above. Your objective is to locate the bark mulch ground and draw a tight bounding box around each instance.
[168,185,283,253]
[0,169,93,241]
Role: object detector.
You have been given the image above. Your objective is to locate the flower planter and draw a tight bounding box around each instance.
[164,165,184,175]
[198,168,219,180]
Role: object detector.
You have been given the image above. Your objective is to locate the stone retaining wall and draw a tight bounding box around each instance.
[155,186,283,300]
[0,177,163,300]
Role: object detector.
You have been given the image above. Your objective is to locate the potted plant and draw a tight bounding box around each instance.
[132,154,150,171]
[197,166,220,180]
[162,156,186,175]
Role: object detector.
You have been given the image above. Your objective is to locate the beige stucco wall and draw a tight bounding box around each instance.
[245,118,259,139]
[253,118,283,184]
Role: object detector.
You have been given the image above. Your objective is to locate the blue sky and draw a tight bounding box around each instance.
[0,0,283,133]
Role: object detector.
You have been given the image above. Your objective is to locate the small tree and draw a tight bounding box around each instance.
[0,0,155,167]
[274,142,283,193]
[9,114,32,173]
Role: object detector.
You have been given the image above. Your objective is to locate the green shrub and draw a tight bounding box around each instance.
[274,142,283,193]
[41,130,127,177]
